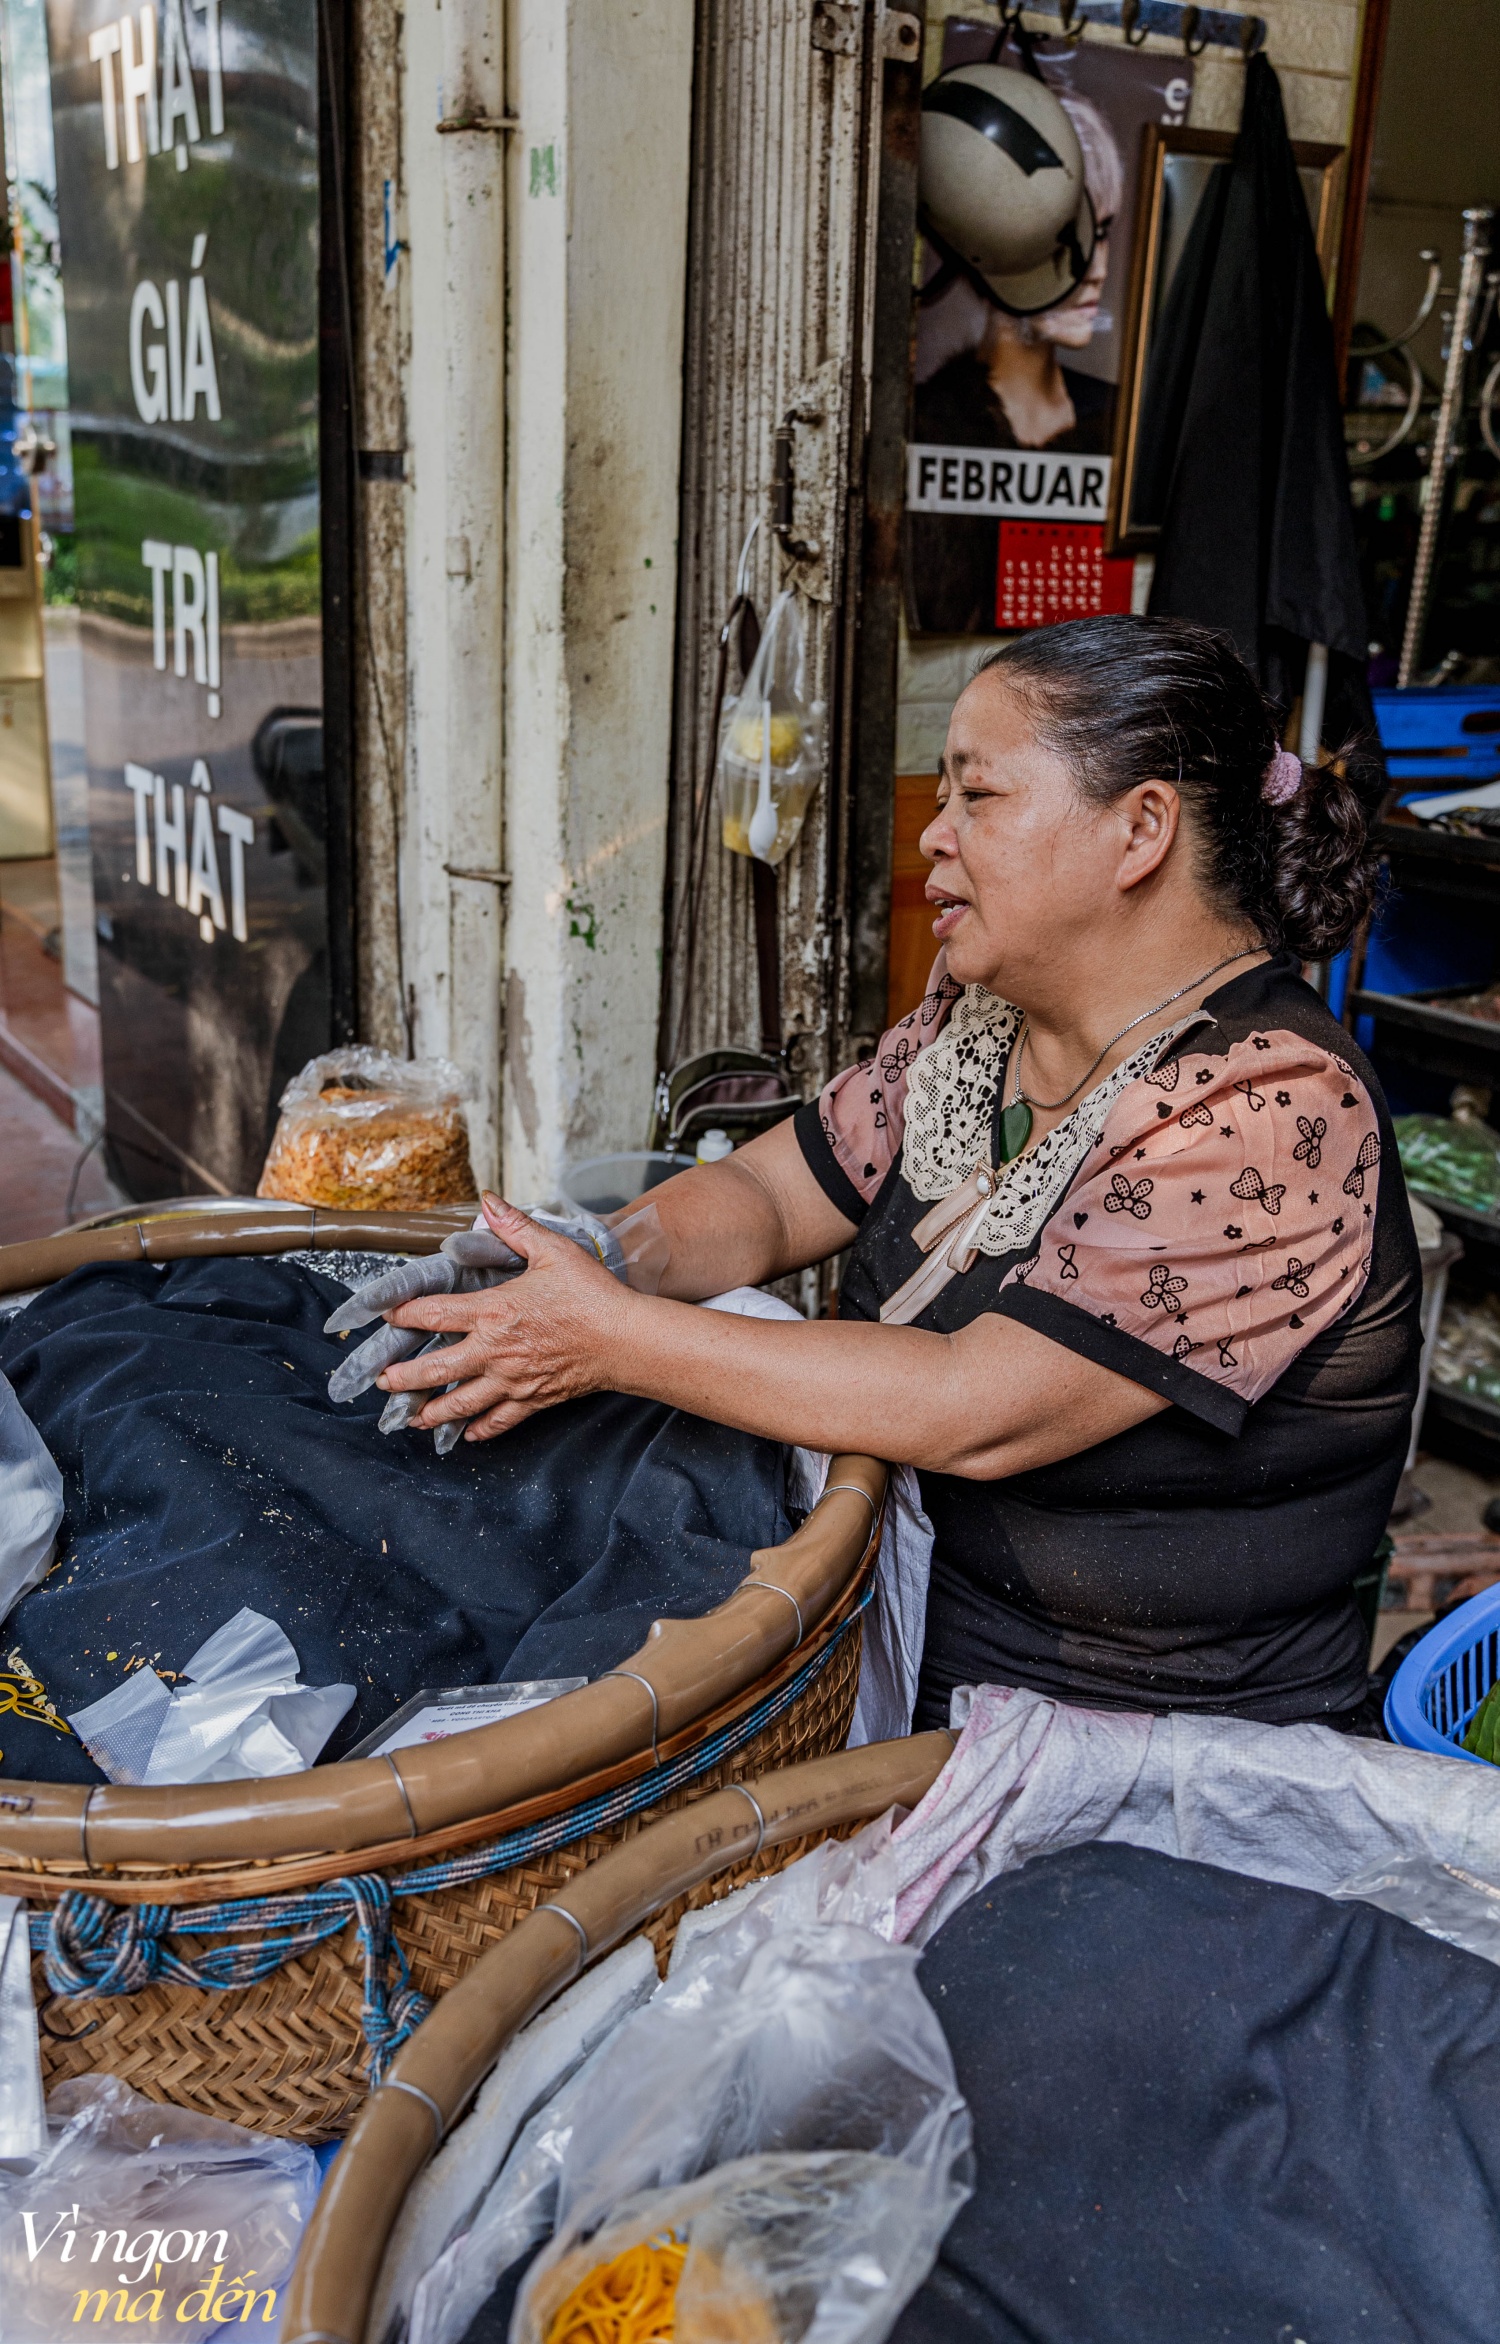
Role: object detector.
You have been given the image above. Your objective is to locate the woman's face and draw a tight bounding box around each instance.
[920,668,1170,995]
[1035,226,1109,352]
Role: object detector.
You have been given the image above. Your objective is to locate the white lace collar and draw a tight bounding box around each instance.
[901,986,1205,1260]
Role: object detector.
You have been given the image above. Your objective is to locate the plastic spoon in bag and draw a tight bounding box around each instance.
[748,693,778,861]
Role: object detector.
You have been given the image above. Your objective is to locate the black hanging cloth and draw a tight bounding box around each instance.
[1147,54,1382,806]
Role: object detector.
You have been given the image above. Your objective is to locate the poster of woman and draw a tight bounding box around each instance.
[906,23,1194,636]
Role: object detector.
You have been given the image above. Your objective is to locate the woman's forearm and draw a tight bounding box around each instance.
[589,1287,1163,1478]
[378,1199,1166,1469]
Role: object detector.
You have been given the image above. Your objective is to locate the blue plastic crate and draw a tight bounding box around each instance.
[1372,686,1500,795]
[1385,1580,1500,1762]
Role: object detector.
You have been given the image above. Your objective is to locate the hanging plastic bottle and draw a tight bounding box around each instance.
[717,589,825,866]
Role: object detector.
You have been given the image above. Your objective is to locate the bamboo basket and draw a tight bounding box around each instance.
[280,1734,955,2344]
[0,1205,884,2139]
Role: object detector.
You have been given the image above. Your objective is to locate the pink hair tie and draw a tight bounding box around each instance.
[1262,748,1304,805]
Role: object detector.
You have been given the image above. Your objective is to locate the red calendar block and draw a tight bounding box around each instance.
[995,521,1134,632]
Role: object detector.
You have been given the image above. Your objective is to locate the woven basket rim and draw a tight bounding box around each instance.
[4,1553,875,1907]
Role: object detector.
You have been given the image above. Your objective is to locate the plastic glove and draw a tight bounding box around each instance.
[377,1333,463,1433]
[326,1212,633,1445]
[325,1232,524,1404]
[324,1249,464,1335]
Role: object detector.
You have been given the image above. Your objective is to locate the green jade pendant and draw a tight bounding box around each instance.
[997,1099,1033,1164]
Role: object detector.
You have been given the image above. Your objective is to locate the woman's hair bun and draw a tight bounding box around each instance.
[973,615,1378,961]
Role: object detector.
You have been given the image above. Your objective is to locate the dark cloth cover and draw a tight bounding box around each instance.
[895,1842,1500,2344]
[459,2242,543,2344]
[1146,56,1381,799]
[0,1259,789,1784]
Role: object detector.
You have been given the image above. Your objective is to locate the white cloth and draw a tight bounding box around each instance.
[847,1467,933,1749]
[886,1683,1500,1948]
[698,1288,936,1748]
[0,1371,63,1630]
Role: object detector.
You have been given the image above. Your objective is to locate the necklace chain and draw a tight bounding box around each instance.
[1010,950,1261,1115]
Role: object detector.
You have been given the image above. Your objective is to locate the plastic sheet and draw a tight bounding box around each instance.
[0,1896,44,2158]
[0,1369,63,1630]
[67,1606,354,1786]
[258,1047,477,1208]
[0,2075,317,2340]
[410,1856,968,2344]
[1331,1855,1500,1963]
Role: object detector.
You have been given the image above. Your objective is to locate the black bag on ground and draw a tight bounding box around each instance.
[0,1259,790,1785]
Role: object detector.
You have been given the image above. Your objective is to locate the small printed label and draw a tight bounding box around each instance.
[370,1692,556,1756]
[907,443,1112,521]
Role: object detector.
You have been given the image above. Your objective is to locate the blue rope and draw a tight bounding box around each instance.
[29,1602,864,2079]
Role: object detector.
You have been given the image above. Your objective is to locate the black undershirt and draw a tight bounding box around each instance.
[796,959,1420,1726]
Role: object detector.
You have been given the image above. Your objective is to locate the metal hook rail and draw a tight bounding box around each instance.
[1010,0,1265,54]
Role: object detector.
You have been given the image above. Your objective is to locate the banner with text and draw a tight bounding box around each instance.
[49,0,327,1195]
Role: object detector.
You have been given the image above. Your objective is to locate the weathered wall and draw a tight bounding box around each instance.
[398,0,508,1188]
[348,0,694,1200]
[659,0,889,1090]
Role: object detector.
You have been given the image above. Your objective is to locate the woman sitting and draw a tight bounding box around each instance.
[376,615,1420,1732]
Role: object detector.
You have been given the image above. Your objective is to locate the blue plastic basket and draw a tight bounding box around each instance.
[1372,685,1500,793]
[1385,1581,1500,1762]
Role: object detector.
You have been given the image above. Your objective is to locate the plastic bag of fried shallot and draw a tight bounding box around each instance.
[257,1046,477,1209]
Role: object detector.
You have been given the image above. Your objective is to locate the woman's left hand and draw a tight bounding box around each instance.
[375,1195,633,1440]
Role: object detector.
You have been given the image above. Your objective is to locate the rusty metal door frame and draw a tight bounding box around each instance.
[660,0,923,1103]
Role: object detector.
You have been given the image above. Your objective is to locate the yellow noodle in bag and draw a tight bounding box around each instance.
[543,2231,686,2344]
[540,2228,780,2344]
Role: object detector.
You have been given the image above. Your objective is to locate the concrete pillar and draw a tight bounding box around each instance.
[393,0,693,1202]
[500,0,696,1203]
[402,0,508,1189]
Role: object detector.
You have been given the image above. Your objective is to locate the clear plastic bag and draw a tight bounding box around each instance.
[524,2152,953,2344]
[1433,1289,1500,1410]
[509,1905,970,2344]
[0,2074,318,2340]
[67,1606,355,1785]
[718,592,825,868]
[258,1046,478,1209]
[1331,1854,1500,1964]
[1395,1110,1500,1214]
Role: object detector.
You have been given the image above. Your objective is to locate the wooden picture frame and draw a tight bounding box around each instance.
[1105,126,1345,556]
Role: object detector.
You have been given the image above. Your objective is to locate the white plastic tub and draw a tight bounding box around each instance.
[558,1152,694,1217]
